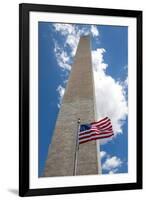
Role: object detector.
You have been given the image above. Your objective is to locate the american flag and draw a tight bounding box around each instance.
[78,117,114,144]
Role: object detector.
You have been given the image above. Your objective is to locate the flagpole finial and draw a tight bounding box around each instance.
[78,118,80,124]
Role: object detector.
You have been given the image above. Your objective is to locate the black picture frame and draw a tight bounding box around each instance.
[19,3,143,197]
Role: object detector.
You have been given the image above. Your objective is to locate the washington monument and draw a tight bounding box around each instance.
[43,36,101,177]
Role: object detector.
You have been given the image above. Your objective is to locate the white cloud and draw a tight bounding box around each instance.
[53,24,128,140]
[54,40,71,71]
[52,24,100,70]
[92,49,108,73]
[53,23,79,58]
[100,151,107,159]
[53,24,76,36]
[124,76,128,88]
[102,156,122,171]
[65,34,80,56]
[92,49,128,137]
[100,151,123,174]
[109,168,118,174]
[56,85,65,108]
[91,25,99,37]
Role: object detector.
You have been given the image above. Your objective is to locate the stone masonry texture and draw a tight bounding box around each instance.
[43,36,98,177]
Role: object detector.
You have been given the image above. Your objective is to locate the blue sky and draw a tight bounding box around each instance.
[38,22,128,176]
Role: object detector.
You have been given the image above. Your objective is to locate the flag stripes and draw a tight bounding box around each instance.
[79,117,114,144]
[79,133,114,144]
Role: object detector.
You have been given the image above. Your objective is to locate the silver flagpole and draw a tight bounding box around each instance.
[73,118,80,176]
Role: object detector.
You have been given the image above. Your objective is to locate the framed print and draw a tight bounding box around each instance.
[19,3,142,197]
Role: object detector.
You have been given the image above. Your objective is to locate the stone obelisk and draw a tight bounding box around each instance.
[44,36,98,177]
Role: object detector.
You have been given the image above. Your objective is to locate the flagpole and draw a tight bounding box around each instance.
[73,118,80,176]
[96,140,102,174]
